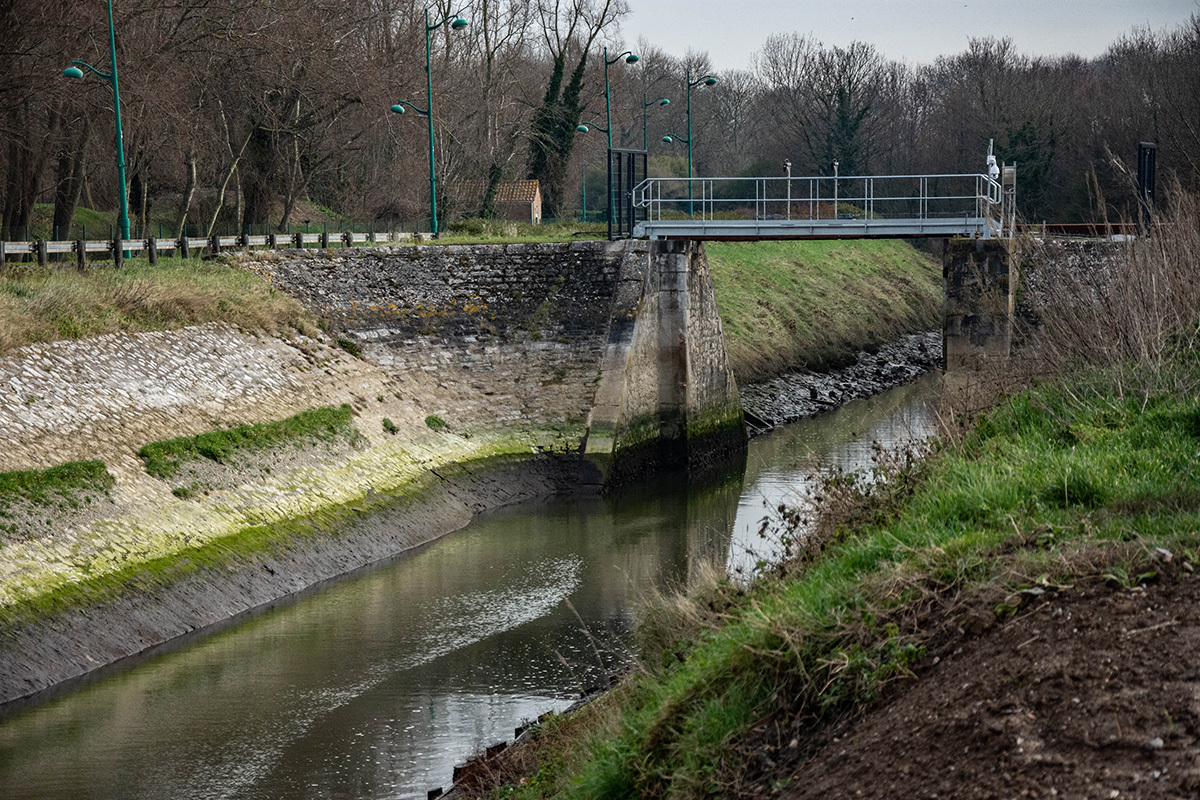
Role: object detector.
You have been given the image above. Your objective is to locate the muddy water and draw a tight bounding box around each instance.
[0,375,938,800]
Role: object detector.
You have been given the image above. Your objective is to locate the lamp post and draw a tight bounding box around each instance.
[602,47,639,151]
[390,6,469,237]
[662,69,717,216]
[575,121,610,221]
[63,0,129,246]
[642,94,669,151]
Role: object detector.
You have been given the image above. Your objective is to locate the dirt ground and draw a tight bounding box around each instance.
[765,567,1200,799]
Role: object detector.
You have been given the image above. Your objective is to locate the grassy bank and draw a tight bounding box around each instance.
[0,257,316,353]
[470,363,1200,799]
[705,240,941,382]
[436,219,606,243]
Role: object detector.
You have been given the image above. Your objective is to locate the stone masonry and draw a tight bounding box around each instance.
[241,241,746,480]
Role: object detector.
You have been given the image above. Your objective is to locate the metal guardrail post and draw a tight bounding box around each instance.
[209,235,221,257]
[36,239,48,267]
[268,233,278,249]
[320,229,330,249]
[112,238,123,268]
[76,240,87,271]
[147,236,158,265]
[180,236,190,260]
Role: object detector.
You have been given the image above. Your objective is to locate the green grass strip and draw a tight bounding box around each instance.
[0,460,114,506]
[138,404,355,479]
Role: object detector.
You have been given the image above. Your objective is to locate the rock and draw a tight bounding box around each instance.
[1145,737,1164,751]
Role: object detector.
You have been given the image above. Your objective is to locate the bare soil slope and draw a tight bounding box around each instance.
[775,569,1200,799]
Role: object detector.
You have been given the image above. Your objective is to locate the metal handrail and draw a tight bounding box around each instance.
[632,173,1002,225]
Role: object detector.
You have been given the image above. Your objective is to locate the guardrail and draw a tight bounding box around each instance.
[0,229,424,268]
[632,173,1005,239]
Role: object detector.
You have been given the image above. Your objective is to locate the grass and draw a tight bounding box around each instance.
[433,218,606,244]
[0,461,114,507]
[138,404,356,479]
[476,365,1200,800]
[0,461,115,543]
[705,240,941,382]
[0,256,318,353]
[21,205,122,241]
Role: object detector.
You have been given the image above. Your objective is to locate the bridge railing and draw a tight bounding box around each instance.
[632,173,1002,227]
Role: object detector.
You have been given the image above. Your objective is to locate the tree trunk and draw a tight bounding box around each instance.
[480,162,503,218]
[52,115,90,240]
[174,149,197,238]
[3,104,59,239]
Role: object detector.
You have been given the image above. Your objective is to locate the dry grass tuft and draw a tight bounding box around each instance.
[1019,183,1200,398]
[0,258,317,353]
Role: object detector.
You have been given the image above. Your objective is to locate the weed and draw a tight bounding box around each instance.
[382,418,398,435]
[425,415,447,430]
[334,337,362,358]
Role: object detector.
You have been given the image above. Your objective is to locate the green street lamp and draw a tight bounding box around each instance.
[603,47,639,151]
[643,94,669,151]
[663,70,717,216]
[63,0,129,247]
[390,6,469,237]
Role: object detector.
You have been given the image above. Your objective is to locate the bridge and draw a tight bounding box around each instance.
[628,171,1015,241]
[614,166,1020,373]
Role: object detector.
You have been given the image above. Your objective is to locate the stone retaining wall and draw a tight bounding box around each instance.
[240,241,746,480]
[0,239,746,709]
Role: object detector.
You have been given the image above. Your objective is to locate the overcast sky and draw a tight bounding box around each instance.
[622,0,1200,71]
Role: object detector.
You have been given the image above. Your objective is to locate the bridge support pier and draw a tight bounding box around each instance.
[943,238,1015,371]
[585,240,746,485]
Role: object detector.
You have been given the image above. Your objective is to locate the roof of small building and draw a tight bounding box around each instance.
[491,180,541,202]
[450,180,541,203]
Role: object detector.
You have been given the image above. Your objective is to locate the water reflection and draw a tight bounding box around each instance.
[728,373,941,575]
[0,375,938,800]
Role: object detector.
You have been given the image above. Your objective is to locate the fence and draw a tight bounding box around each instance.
[0,227,434,268]
[634,173,1002,224]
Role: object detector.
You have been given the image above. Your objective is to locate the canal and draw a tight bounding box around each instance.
[0,375,938,799]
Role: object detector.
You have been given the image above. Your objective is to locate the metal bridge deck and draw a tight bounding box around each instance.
[634,216,992,240]
[627,173,1012,241]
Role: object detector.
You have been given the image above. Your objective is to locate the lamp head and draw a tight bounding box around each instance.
[704,76,717,86]
[450,17,468,29]
[577,125,590,133]
[659,98,670,106]
[662,135,673,143]
[625,53,639,64]
[63,66,84,79]
[390,104,406,114]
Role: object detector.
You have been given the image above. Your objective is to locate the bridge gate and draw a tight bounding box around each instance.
[607,148,647,240]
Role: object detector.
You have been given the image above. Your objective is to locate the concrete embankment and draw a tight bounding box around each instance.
[0,240,745,710]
